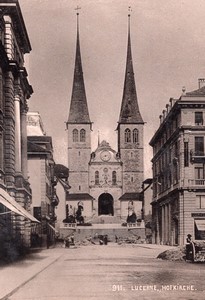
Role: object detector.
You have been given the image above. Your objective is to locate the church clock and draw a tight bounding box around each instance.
[100,150,111,161]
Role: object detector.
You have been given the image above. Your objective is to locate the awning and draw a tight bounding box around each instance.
[195,219,205,231]
[48,223,58,233]
[0,188,40,223]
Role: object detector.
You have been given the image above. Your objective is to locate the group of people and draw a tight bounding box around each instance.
[64,235,75,248]
[99,235,108,245]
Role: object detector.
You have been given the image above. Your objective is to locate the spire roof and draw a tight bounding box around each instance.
[67,13,91,124]
[118,14,143,124]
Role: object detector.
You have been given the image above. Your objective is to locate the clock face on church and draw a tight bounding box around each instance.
[100,150,111,161]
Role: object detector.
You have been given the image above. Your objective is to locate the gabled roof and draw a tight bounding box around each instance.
[119,192,143,201]
[67,14,91,124]
[66,193,94,201]
[185,85,205,97]
[118,15,143,125]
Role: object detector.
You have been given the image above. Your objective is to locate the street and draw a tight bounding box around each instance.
[2,243,205,300]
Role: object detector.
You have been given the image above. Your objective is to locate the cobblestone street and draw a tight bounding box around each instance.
[1,243,205,300]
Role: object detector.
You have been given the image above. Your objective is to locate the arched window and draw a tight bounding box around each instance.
[95,171,99,185]
[80,129,86,142]
[73,129,78,142]
[124,128,131,143]
[112,171,117,185]
[133,128,139,143]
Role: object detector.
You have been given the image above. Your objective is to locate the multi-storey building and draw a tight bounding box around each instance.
[150,79,205,246]
[0,0,38,250]
[66,12,144,224]
[27,112,58,247]
[27,112,70,247]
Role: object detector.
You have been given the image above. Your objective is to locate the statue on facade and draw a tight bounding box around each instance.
[63,205,75,223]
[76,201,84,224]
[126,200,137,223]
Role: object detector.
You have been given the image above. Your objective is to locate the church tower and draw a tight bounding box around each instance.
[66,12,92,194]
[117,13,144,194]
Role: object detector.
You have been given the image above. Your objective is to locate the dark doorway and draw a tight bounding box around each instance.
[98,193,114,216]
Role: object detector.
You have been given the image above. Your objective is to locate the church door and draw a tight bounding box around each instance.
[98,193,114,216]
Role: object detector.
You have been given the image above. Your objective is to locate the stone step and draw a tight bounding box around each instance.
[88,215,125,224]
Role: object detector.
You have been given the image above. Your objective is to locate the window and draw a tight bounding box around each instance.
[196,195,205,209]
[133,128,139,143]
[195,166,205,185]
[73,129,78,142]
[195,112,203,125]
[184,142,189,167]
[195,137,204,156]
[112,171,117,185]
[80,129,86,142]
[95,171,99,185]
[125,128,131,143]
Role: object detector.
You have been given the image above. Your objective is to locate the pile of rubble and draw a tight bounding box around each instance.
[75,238,97,246]
[157,247,186,261]
[117,235,142,245]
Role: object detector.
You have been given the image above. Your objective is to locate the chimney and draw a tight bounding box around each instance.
[159,115,163,124]
[198,78,205,89]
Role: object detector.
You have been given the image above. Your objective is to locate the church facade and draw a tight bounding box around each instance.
[66,13,144,224]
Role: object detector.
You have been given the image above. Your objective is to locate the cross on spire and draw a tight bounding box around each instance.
[75,5,81,15]
[128,6,132,16]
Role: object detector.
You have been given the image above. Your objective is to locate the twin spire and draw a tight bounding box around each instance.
[67,11,91,124]
[68,11,143,125]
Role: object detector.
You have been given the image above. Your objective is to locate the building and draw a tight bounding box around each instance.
[27,112,69,247]
[65,12,144,227]
[0,0,39,252]
[150,79,205,246]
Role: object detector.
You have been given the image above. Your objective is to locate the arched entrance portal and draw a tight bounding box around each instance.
[98,193,114,216]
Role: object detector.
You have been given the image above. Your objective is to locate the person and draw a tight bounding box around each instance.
[70,235,74,245]
[186,234,194,261]
[64,237,70,248]
[186,234,192,243]
[103,235,108,245]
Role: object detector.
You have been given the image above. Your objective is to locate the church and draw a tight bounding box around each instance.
[65,12,144,225]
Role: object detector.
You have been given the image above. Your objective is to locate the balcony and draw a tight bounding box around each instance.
[190,150,205,163]
[188,179,205,190]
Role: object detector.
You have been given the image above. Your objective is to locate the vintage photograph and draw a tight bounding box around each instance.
[0,0,205,299]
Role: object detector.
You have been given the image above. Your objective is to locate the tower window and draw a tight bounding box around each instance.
[133,128,139,143]
[73,129,78,142]
[125,128,131,143]
[112,171,117,185]
[95,171,99,185]
[80,129,86,142]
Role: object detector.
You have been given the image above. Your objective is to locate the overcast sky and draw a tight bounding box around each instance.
[19,0,205,178]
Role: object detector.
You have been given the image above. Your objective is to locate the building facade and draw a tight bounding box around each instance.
[66,13,144,224]
[150,79,205,246]
[27,112,58,247]
[0,0,36,250]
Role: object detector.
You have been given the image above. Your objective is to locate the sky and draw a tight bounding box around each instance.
[19,0,205,178]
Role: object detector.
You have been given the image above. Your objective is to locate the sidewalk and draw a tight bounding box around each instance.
[0,248,64,300]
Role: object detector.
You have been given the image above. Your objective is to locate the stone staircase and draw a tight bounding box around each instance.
[87,215,125,225]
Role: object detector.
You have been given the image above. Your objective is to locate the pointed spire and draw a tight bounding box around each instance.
[67,10,91,124]
[118,12,144,124]
[98,130,100,146]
